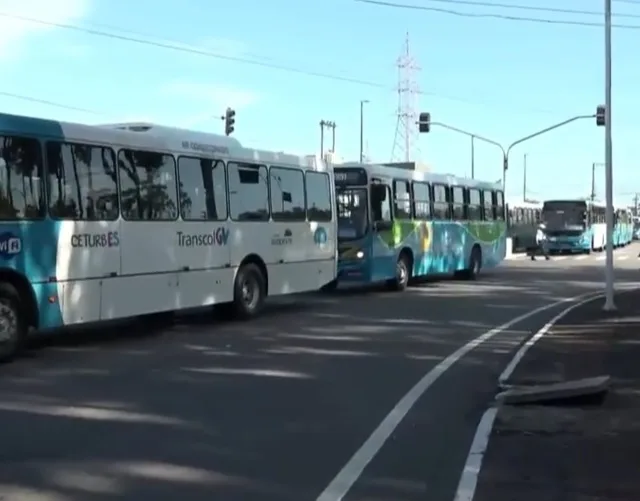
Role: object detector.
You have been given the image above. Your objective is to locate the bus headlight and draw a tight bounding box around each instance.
[356,250,364,259]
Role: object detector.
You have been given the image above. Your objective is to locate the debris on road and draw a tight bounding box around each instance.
[495,375,611,405]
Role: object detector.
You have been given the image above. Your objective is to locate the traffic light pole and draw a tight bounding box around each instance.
[424,114,596,218]
[603,0,614,311]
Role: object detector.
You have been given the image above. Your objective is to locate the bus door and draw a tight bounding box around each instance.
[369,181,395,281]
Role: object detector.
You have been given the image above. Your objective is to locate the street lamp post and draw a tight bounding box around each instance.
[360,100,369,163]
[603,0,615,311]
[470,136,475,179]
[523,153,528,202]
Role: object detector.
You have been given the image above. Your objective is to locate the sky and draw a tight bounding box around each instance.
[0,0,638,205]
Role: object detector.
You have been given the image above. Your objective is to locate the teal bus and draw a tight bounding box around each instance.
[542,199,606,253]
[330,163,506,290]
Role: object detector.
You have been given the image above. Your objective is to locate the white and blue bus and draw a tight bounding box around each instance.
[331,163,506,290]
[0,112,337,362]
[541,199,606,253]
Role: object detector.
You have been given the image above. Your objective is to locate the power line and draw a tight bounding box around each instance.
[0,11,558,114]
[382,0,640,19]
[0,91,103,115]
[354,0,640,29]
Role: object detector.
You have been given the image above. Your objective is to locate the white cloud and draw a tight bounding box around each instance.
[0,0,89,59]
[159,82,260,111]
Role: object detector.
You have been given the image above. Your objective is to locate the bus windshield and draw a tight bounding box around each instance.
[337,187,368,240]
[542,201,586,230]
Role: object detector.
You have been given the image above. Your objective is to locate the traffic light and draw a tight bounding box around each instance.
[596,105,606,127]
[224,107,236,136]
[418,112,431,133]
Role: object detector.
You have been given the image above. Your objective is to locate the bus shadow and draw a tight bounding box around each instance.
[21,296,326,359]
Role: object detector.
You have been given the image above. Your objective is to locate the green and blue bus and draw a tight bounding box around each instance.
[330,163,506,290]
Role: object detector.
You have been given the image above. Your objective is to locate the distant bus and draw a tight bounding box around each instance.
[614,207,633,247]
[541,199,605,253]
[506,199,541,253]
[0,112,337,362]
[329,163,506,290]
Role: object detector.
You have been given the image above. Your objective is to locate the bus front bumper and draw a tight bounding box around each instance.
[337,259,371,282]
[546,237,589,252]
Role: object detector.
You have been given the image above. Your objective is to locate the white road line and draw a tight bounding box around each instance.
[618,255,629,261]
[554,256,567,261]
[452,407,499,501]
[596,255,606,261]
[575,255,588,260]
[315,290,603,501]
[454,286,640,501]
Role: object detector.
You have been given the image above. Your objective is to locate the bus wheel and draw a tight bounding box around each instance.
[232,263,266,320]
[388,253,411,291]
[0,283,26,364]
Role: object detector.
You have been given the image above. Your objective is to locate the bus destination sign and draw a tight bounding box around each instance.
[334,168,367,186]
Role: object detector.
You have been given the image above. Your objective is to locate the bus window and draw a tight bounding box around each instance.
[177,156,227,221]
[228,162,269,221]
[393,179,411,219]
[482,190,493,220]
[468,189,481,220]
[118,149,178,221]
[412,182,431,219]
[494,191,504,220]
[306,171,332,222]
[0,136,45,220]
[270,166,305,222]
[452,186,464,220]
[433,184,449,219]
[371,183,392,223]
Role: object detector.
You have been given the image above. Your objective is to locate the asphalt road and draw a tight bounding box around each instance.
[0,244,638,501]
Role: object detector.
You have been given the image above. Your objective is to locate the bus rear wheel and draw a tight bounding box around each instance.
[387,253,411,291]
[0,283,26,363]
[232,264,266,319]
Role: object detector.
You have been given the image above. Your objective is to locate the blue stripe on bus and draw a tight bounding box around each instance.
[0,221,65,329]
[0,113,67,329]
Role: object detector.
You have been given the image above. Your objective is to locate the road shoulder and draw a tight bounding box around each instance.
[472,289,640,501]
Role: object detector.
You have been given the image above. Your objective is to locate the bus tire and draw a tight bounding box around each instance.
[232,263,266,320]
[464,246,482,280]
[388,253,411,291]
[0,282,26,364]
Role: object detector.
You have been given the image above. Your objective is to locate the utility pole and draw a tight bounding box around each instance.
[320,120,336,157]
[523,153,527,202]
[391,32,420,162]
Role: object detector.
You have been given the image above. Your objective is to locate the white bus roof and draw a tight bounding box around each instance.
[335,162,502,190]
[0,113,329,172]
